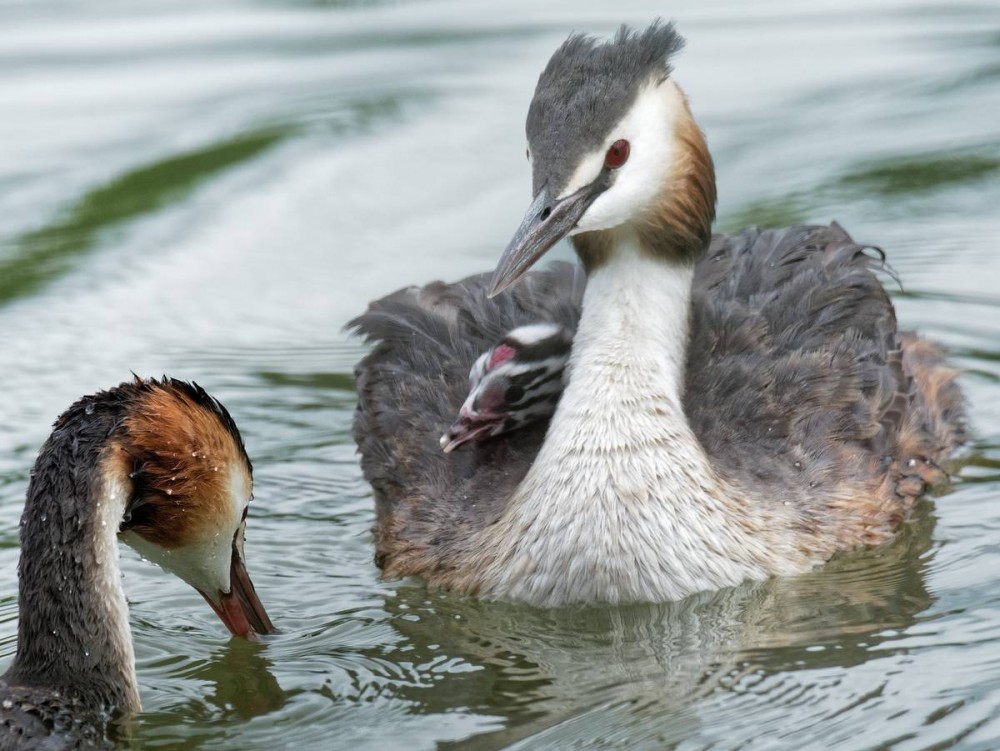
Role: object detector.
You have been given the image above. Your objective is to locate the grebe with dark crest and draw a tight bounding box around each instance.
[0,377,275,748]
[351,21,965,607]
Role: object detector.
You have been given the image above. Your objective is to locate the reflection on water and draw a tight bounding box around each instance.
[1,0,1000,748]
[385,505,938,749]
[136,640,287,749]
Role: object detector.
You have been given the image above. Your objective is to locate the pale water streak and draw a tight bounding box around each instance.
[1,0,1000,748]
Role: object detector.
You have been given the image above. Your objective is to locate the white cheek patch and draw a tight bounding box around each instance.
[563,79,684,235]
[120,465,251,600]
[122,528,236,600]
[558,149,606,200]
[230,466,251,517]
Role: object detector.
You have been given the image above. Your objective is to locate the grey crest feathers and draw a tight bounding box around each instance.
[527,20,685,195]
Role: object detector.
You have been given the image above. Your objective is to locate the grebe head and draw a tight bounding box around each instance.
[491,20,716,295]
[441,323,571,452]
[112,379,275,639]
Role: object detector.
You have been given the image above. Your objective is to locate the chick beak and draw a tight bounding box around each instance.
[440,411,506,453]
[198,535,275,640]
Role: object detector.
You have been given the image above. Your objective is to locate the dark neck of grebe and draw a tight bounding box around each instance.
[3,402,139,714]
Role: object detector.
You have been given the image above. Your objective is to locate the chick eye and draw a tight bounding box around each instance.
[604,139,630,169]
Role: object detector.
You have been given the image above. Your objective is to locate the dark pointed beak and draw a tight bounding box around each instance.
[199,529,276,641]
[489,182,601,297]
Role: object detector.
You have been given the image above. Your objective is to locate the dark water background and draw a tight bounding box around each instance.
[2,0,1000,748]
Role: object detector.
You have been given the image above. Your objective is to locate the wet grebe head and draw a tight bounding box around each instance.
[491,20,716,294]
[441,323,572,452]
[112,379,274,639]
[2,377,275,743]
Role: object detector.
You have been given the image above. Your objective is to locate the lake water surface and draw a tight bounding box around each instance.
[2,1,1000,748]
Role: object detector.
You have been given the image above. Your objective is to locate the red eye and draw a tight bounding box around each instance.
[604,139,630,169]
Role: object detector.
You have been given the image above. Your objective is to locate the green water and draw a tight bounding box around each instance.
[1,1,999,748]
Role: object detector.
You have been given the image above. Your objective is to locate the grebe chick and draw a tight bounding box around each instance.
[441,323,572,453]
[0,377,275,748]
[351,22,965,607]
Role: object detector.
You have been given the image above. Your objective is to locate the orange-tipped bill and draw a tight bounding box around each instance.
[199,545,275,640]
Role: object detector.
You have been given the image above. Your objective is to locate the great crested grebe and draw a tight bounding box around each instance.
[0,377,275,747]
[351,22,965,607]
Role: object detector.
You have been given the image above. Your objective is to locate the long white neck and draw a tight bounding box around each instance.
[473,233,801,606]
[571,235,692,421]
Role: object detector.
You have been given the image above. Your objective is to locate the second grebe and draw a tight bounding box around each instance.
[351,22,965,606]
[0,377,275,747]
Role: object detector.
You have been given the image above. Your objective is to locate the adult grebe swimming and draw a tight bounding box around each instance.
[0,378,275,747]
[351,21,965,607]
